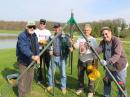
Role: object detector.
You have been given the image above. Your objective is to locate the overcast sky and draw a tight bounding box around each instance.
[0,0,130,23]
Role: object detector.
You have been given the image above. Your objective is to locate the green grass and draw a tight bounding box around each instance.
[0,42,130,97]
[0,30,21,34]
[120,36,130,41]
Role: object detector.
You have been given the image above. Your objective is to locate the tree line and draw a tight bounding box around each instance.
[0,18,129,38]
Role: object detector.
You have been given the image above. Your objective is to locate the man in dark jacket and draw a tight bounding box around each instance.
[47,23,72,95]
[96,27,128,97]
[16,21,40,97]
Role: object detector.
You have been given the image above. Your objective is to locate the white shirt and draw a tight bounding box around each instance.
[35,28,51,49]
[76,36,97,54]
[75,36,97,62]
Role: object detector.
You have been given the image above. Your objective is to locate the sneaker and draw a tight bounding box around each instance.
[37,81,42,84]
[62,88,67,95]
[76,89,83,95]
[47,86,53,92]
[87,93,93,97]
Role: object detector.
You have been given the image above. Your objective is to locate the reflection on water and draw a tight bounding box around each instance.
[0,38,17,49]
[0,39,17,49]
[0,33,17,37]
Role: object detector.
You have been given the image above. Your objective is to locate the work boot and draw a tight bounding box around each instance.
[87,93,93,97]
[76,89,83,95]
[47,86,53,92]
[61,88,67,95]
[55,79,60,84]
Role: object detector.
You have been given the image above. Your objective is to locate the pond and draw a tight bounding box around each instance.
[0,33,17,49]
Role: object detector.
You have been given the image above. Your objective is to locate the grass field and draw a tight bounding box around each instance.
[0,30,21,34]
[0,41,130,97]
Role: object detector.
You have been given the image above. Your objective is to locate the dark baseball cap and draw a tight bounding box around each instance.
[53,23,61,28]
[40,19,46,24]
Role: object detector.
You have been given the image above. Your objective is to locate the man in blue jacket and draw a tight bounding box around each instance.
[16,21,40,97]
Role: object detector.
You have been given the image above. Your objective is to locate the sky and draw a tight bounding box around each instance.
[0,0,130,23]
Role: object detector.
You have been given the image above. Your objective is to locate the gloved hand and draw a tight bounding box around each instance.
[69,47,74,52]
[39,39,47,46]
[49,51,53,56]
[100,59,107,66]
[69,38,74,44]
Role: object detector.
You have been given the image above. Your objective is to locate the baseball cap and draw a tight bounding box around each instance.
[84,23,92,28]
[26,21,36,27]
[100,27,111,33]
[53,23,61,28]
[40,19,46,24]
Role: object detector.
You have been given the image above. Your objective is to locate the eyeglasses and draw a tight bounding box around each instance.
[28,26,36,29]
[84,30,90,31]
[102,33,108,36]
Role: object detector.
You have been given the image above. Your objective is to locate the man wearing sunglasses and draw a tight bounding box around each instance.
[96,27,128,97]
[16,21,40,97]
[35,19,51,84]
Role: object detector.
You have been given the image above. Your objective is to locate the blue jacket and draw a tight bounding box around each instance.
[16,31,40,66]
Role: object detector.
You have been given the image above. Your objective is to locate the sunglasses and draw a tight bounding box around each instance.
[28,26,36,29]
[40,22,45,25]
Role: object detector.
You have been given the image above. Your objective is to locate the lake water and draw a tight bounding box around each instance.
[0,39,17,49]
[0,33,17,49]
[0,33,17,37]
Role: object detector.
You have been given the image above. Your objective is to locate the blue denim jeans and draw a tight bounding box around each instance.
[48,56,66,89]
[104,68,127,97]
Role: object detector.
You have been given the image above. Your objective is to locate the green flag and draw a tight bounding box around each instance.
[67,12,76,25]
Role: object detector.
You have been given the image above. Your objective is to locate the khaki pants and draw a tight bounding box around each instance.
[18,64,34,97]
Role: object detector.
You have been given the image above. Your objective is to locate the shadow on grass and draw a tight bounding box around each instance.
[67,74,104,97]
[67,75,78,89]
[13,62,19,70]
[1,62,18,79]
[33,65,48,87]
[94,91,104,97]
[1,62,19,97]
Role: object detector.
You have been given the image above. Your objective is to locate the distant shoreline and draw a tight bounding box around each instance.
[0,33,17,39]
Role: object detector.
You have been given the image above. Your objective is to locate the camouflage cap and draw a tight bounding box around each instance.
[26,21,36,27]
